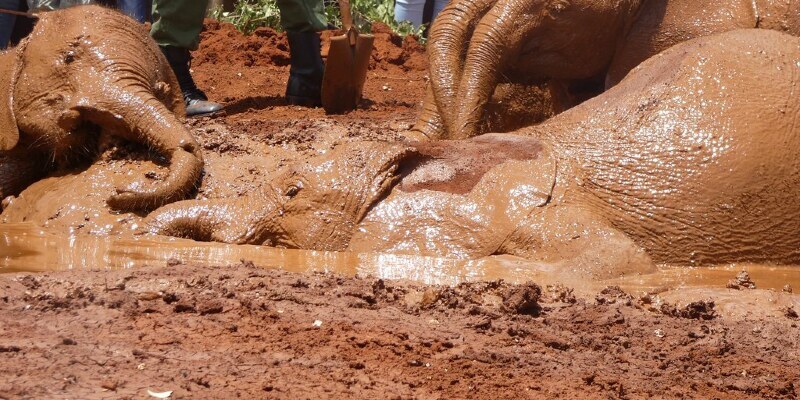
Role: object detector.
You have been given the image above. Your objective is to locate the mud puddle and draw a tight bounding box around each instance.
[2,223,798,295]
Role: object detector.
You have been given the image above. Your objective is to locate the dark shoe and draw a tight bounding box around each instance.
[183,87,224,117]
[160,45,224,117]
[286,31,325,107]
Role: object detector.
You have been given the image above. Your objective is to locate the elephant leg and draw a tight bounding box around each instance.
[499,205,656,280]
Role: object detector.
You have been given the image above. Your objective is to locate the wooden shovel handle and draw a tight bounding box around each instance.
[338,0,354,31]
[0,7,38,18]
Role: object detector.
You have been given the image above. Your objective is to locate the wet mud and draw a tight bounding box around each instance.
[1,19,800,399]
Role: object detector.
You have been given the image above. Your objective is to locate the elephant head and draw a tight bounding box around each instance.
[0,5,202,210]
[419,0,642,139]
[147,141,415,250]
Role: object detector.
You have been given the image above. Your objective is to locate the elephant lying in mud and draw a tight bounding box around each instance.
[0,6,202,210]
[416,0,800,139]
[150,30,800,277]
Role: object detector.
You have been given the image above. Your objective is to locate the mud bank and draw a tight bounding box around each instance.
[1,263,799,399]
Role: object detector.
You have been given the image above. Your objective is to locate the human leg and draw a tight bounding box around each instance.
[0,0,18,49]
[394,0,426,27]
[117,0,149,23]
[151,0,222,116]
[276,0,327,106]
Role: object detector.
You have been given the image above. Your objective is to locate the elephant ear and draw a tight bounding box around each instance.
[0,41,27,151]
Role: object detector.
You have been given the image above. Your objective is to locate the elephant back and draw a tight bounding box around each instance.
[540,29,800,265]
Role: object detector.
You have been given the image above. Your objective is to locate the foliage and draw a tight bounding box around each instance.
[211,0,426,40]
[210,0,282,35]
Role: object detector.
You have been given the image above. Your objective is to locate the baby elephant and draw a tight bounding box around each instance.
[150,29,800,277]
[0,5,202,210]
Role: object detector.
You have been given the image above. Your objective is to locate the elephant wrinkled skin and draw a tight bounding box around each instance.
[416,0,800,139]
[149,30,800,277]
[0,6,203,211]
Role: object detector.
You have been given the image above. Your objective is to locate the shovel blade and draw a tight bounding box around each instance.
[321,34,374,114]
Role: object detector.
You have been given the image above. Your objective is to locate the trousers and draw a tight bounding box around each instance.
[0,0,18,49]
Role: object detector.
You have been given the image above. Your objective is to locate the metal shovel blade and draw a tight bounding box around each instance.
[321,30,374,114]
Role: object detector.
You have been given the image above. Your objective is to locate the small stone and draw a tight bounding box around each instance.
[726,271,756,290]
[783,284,793,293]
[62,338,77,346]
[101,380,119,391]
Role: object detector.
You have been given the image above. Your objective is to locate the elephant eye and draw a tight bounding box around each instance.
[284,182,303,197]
[64,51,76,64]
[548,0,569,13]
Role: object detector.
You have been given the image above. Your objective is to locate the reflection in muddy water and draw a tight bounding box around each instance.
[1,223,799,294]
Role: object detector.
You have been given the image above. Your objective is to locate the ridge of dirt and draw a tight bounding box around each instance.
[1,263,798,399]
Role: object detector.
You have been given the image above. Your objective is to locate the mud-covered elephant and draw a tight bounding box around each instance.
[150,29,800,277]
[415,0,800,139]
[0,5,203,210]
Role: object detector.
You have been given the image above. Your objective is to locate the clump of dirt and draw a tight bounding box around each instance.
[660,300,717,320]
[196,20,291,68]
[727,270,757,290]
[1,264,798,399]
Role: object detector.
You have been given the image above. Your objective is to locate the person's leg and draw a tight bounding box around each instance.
[151,0,222,116]
[0,0,19,48]
[276,0,327,106]
[394,0,426,27]
[431,0,448,22]
[117,0,149,23]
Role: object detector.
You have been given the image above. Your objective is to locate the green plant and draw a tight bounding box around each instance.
[210,0,282,34]
[212,0,426,41]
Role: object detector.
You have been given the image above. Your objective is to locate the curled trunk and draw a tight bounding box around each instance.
[147,199,245,242]
[79,88,204,211]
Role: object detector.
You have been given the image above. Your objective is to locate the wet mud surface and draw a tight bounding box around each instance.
[2,21,800,399]
[2,263,799,399]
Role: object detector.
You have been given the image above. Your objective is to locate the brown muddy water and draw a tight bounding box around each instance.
[1,222,799,296]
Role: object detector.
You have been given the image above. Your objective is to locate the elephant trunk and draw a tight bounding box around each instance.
[453,0,522,139]
[410,85,444,139]
[421,0,497,136]
[79,88,204,211]
[147,198,275,244]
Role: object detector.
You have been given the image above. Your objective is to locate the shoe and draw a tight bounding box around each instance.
[160,45,224,117]
[286,31,325,107]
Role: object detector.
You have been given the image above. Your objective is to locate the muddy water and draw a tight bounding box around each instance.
[2,223,799,296]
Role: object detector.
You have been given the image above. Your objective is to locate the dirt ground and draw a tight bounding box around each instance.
[1,22,799,399]
[1,263,799,399]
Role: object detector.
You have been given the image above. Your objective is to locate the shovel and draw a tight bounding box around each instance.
[321,0,374,114]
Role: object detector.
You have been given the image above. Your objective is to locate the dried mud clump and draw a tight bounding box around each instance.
[595,285,634,305]
[726,270,757,290]
[660,300,717,320]
[407,280,542,317]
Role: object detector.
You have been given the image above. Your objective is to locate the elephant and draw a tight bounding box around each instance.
[415,0,800,140]
[149,29,800,278]
[0,5,203,210]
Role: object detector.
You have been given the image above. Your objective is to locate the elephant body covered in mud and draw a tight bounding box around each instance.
[0,6,202,210]
[417,0,800,139]
[151,30,800,277]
